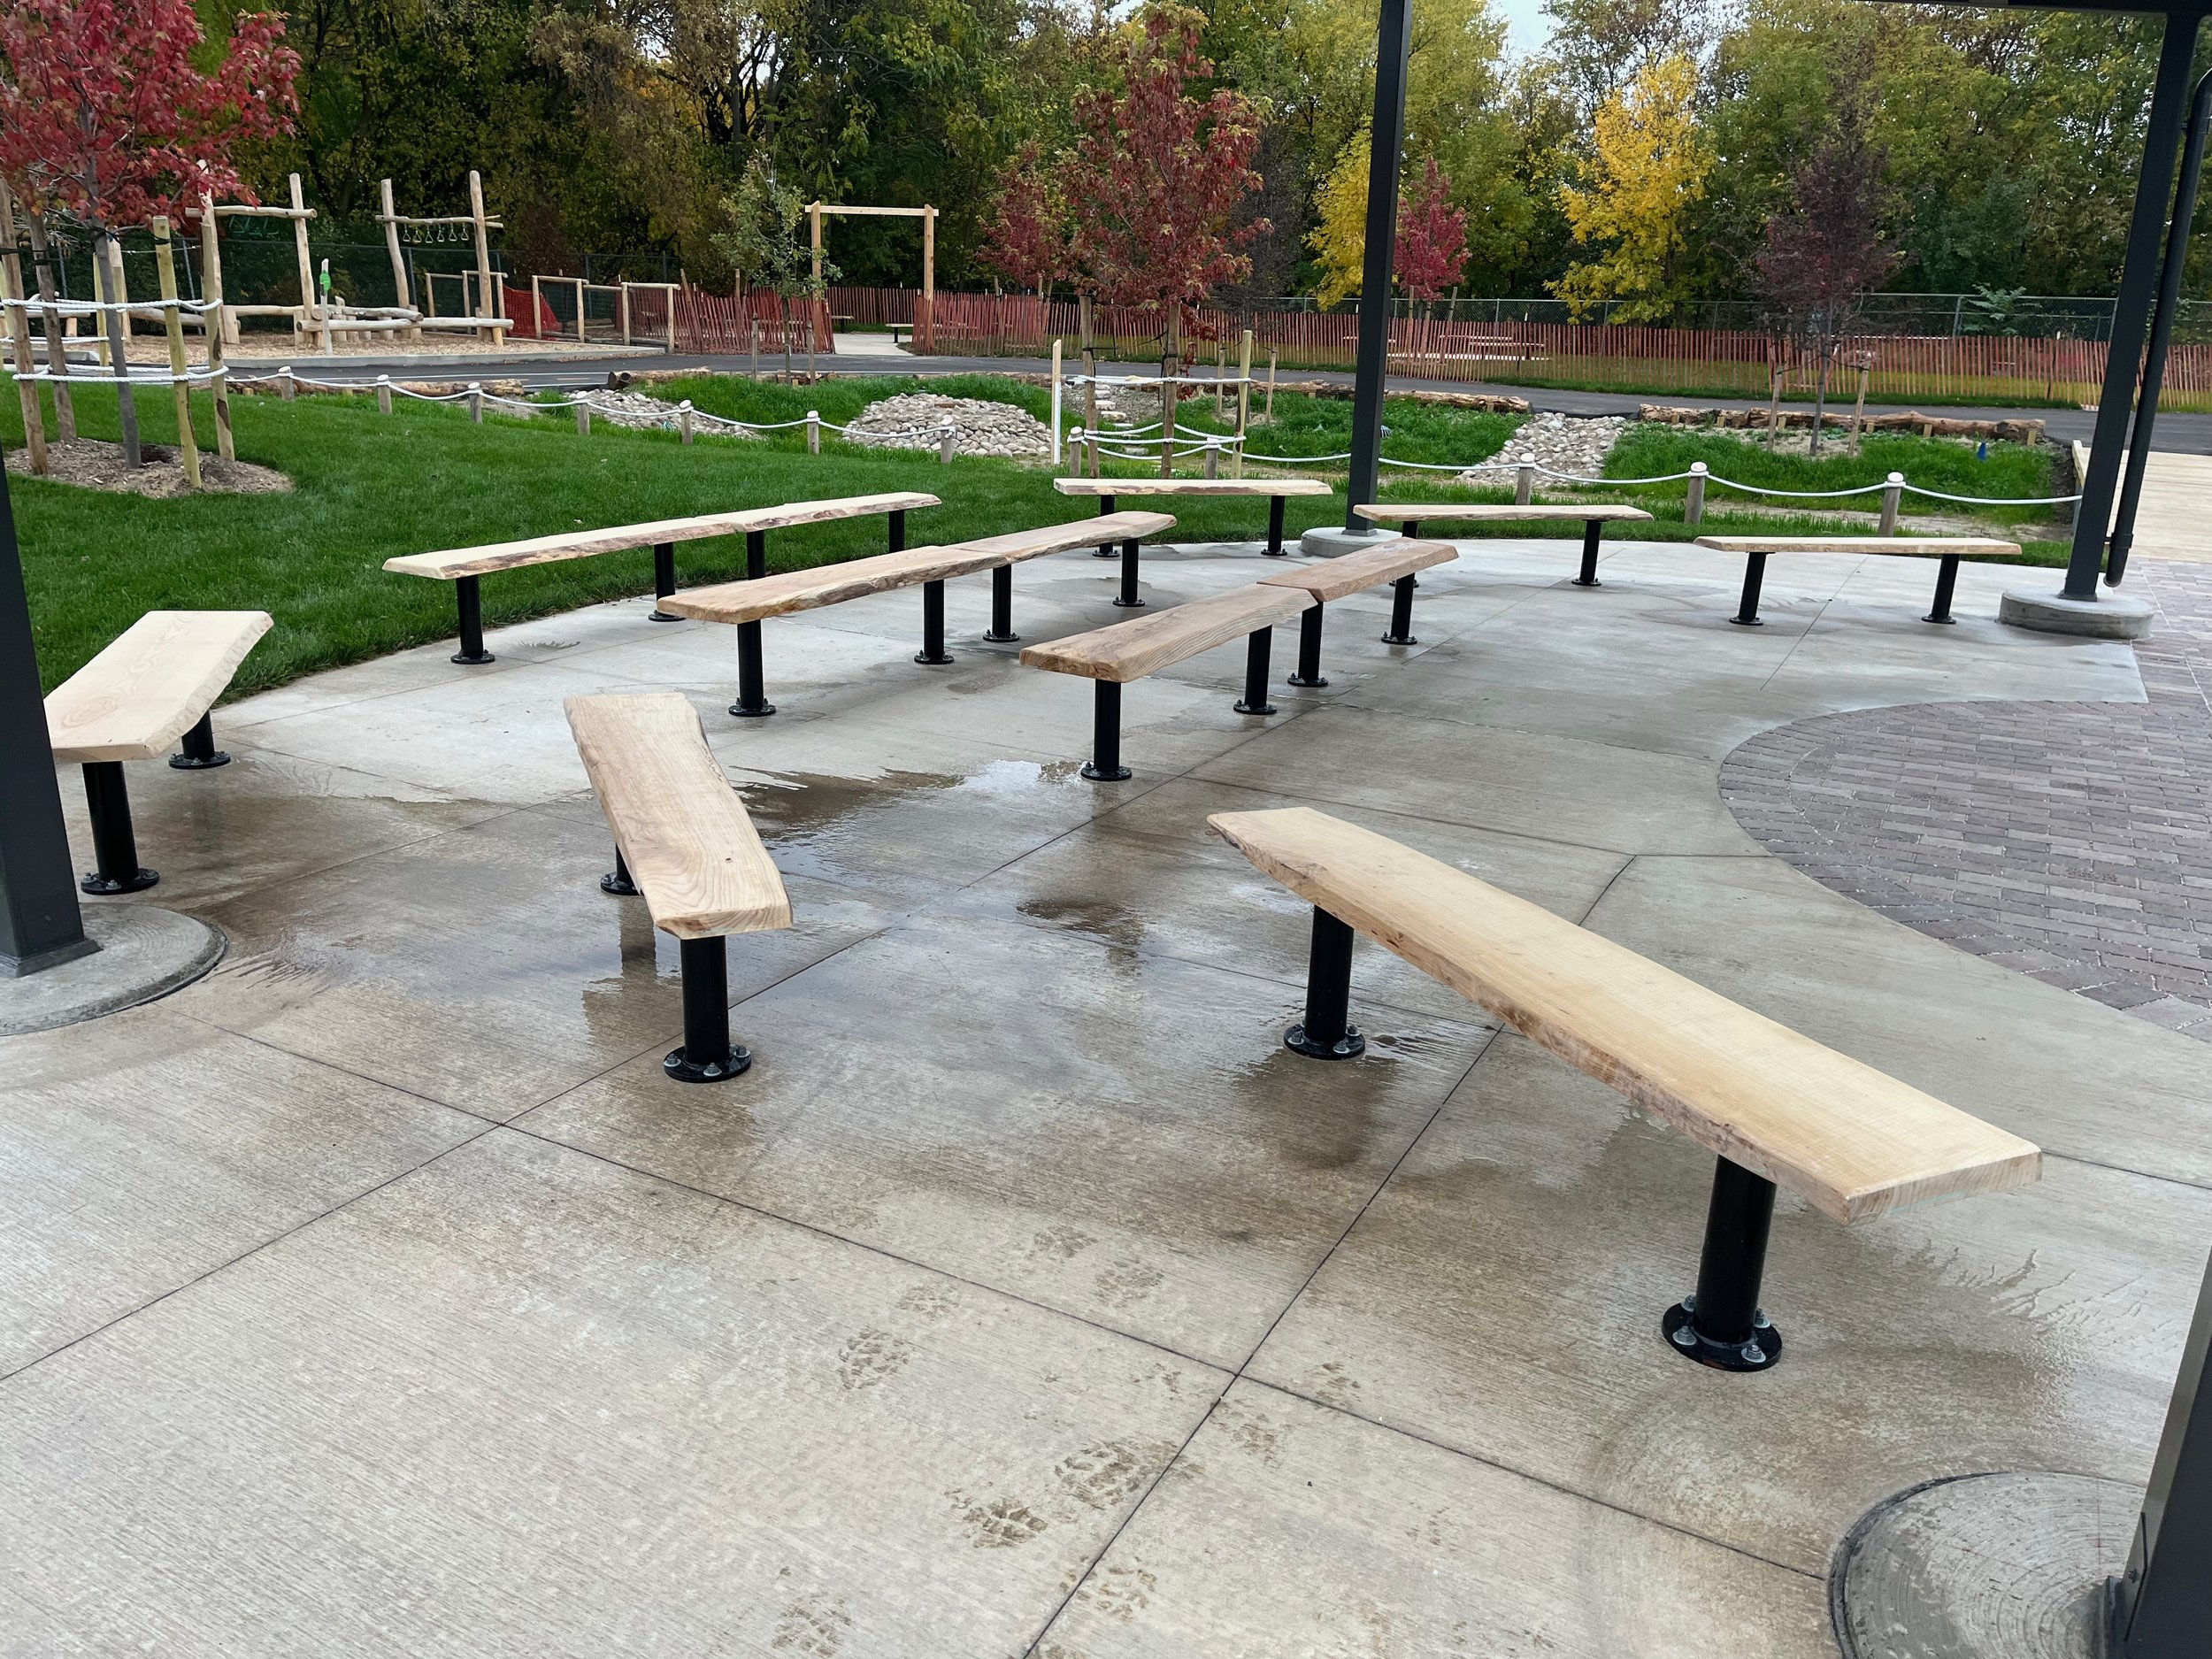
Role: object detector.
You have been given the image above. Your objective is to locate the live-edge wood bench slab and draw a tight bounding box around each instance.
[45,609,274,895]
[1356,503,1655,589]
[566,691,791,1083]
[1257,538,1460,678]
[1057,475,1333,557]
[1208,805,2041,1371]
[1693,534,2024,626]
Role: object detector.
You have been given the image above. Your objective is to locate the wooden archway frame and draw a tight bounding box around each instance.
[808,203,936,351]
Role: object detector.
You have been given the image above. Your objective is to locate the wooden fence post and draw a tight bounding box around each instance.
[1515,463,1535,506]
[197,193,234,460]
[1234,327,1253,479]
[469,381,484,424]
[938,422,955,465]
[279,365,295,402]
[469,171,503,345]
[0,186,50,474]
[680,400,694,445]
[575,398,591,436]
[1878,472,1903,534]
[1685,462,1708,525]
[531,274,543,342]
[151,217,202,488]
[1049,337,1064,467]
[807,409,820,454]
[377,375,393,415]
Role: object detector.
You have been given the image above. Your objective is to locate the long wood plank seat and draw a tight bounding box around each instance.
[1256,538,1459,684]
[565,691,792,1083]
[1693,534,2024,626]
[661,511,1177,718]
[1209,805,2042,1371]
[1354,503,1655,588]
[1056,475,1334,561]
[45,610,273,895]
[384,493,940,664]
[1020,583,1313,780]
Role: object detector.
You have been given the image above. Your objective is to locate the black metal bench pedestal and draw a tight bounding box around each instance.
[916,580,955,664]
[730,529,776,716]
[1574,519,1604,588]
[1731,553,1768,626]
[648,541,681,622]
[452,575,495,664]
[984,565,1018,642]
[1662,1156,1782,1371]
[79,763,159,895]
[1924,554,1961,625]
[1287,606,1328,687]
[169,713,229,771]
[1094,494,1118,557]
[1082,681,1132,781]
[1265,495,1288,557]
[1234,628,1277,715]
[1285,905,1364,1059]
[1114,538,1145,608]
[664,935,751,1083]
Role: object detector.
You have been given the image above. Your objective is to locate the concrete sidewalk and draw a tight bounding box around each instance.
[3,536,2205,1655]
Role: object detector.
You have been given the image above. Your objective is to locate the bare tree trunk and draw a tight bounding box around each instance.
[1160,315,1179,480]
[1809,333,1832,460]
[26,211,74,440]
[97,230,142,465]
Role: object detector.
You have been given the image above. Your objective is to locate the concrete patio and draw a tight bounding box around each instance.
[4,533,2206,1656]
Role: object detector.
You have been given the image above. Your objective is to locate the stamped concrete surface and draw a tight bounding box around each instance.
[3,534,2205,1656]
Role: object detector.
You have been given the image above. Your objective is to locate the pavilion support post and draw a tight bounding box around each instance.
[2109,1244,2212,1658]
[2068,12,2200,597]
[1343,0,1411,536]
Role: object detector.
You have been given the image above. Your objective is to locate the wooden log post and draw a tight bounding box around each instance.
[1049,337,1064,467]
[150,218,202,489]
[575,398,591,436]
[1850,356,1871,456]
[87,253,111,370]
[807,410,820,454]
[95,234,142,465]
[198,194,234,460]
[23,210,74,439]
[1515,463,1535,506]
[680,400,694,444]
[378,180,417,342]
[1079,292,1099,478]
[1685,462,1708,526]
[1878,472,1904,535]
[530,273,543,343]
[0,186,50,473]
[469,171,503,345]
[469,381,484,424]
[1234,327,1253,479]
[104,234,132,343]
[279,365,295,402]
[288,173,318,349]
[377,375,393,415]
[1266,347,1278,422]
[920,205,936,355]
[620,282,632,346]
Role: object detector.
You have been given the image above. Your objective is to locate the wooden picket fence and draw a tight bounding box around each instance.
[674,288,833,355]
[795,286,2212,411]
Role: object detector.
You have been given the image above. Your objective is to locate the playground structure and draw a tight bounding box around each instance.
[524,275,680,348]
[809,203,936,352]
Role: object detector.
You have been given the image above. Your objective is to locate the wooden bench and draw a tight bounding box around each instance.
[565,691,792,1083]
[1693,534,2024,626]
[661,511,1176,717]
[1354,503,1655,588]
[1210,806,2042,1371]
[384,493,939,664]
[45,610,273,895]
[1256,539,1459,684]
[1020,584,1314,779]
[1056,476,1334,565]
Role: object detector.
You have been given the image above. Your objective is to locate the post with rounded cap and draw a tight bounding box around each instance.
[938,422,955,465]
[807,410,820,454]
[279,365,295,403]
[1878,472,1903,535]
[680,401,695,445]
[376,375,393,416]
[1685,461,1708,526]
[1515,463,1535,506]
[468,382,484,424]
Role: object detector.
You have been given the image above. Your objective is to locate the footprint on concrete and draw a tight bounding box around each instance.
[835,1328,914,1393]
[947,1489,1050,1548]
[1094,1257,1164,1309]
[1078,1563,1158,1624]
[1030,1225,1097,1261]
[895,1281,960,1320]
[1053,1440,1153,1511]
[771,1594,852,1655]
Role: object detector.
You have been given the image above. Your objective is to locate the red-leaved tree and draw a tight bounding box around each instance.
[1068,8,1265,472]
[1395,159,1468,303]
[0,0,299,463]
[979,143,1071,298]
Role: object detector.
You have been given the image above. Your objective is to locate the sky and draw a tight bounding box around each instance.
[1495,0,1555,58]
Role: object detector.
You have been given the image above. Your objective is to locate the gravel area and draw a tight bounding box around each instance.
[580,390,760,438]
[1465,411,1626,482]
[842,392,1051,457]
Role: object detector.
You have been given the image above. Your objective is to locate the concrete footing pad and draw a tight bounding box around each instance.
[2000,587,2154,640]
[0,906,225,1035]
[1298,525,1400,557]
[1831,1472,2139,1659]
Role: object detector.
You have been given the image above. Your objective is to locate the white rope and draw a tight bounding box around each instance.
[1901,483,2081,505]
[0,295,222,317]
[10,365,229,386]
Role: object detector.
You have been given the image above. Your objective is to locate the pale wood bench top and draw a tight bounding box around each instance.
[1356,503,1654,524]
[1021,584,1312,683]
[1209,806,2041,1224]
[1694,534,2021,560]
[1258,540,1457,604]
[383,492,941,580]
[47,610,273,764]
[1056,478,1333,498]
[662,511,1177,626]
[565,692,792,940]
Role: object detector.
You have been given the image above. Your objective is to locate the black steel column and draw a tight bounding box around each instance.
[169,712,229,769]
[1732,553,1767,626]
[1574,520,1603,588]
[732,528,774,716]
[1082,680,1131,780]
[80,764,157,895]
[2112,66,2212,589]
[2112,1246,2212,1657]
[985,565,1018,642]
[887,509,905,555]
[1286,906,1365,1059]
[746,528,767,580]
[1095,494,1117,557]
[1115,538,1144,607]
[0,465,93,975]
[1288,606,1328,687]
[1342,0,1412,534]
[1265,494,1288,557]
[452,576,493,664]
[1663,1156,1782,1371]
[1382,575,1417,645]
[2069,12,2202,596]
[916,580,953,664]
[664,934,749,1083]
[1234,627,1276,714]
[1924,555,1962,625]
[648,541,680,621]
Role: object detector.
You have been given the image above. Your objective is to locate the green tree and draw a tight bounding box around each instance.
[1553,52,1710,320]
[713,151,833,378]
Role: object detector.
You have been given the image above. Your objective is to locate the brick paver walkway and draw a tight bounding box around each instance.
[1721,558,2212,1041]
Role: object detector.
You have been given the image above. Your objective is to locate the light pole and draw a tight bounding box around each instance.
[0,459,92,976]
[1342,0,1412,537]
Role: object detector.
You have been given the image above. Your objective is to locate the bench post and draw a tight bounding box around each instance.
[452,574,495,664]
[1264,494,1288,557]
[1730,552,1767,627]
[1094,494,1118,557]
[1382,576,1419,646]
[1287,605,1328,687]
[648,541,680,622]
[1663,1156,1782,1371]
[1574,519,1603,588]
[887,509,905,556]
[600,845,637,896]
[1285,906,1364,1060]
[1233,627,1276,715]
[1114,537,1145,608]
[664,934,751,1083]
[746,528,767,582]
[731,528,775,717]
[168,712,230,771]
[1081,680,1132,781]
[79,763,158,895]
[1924,554,1961,625]
[916,580,954,664]
[984,565,1018,642]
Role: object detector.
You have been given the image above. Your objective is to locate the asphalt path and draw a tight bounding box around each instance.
[254,345,2212,454]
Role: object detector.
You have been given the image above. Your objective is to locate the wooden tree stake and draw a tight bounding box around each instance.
[23,209,74,438]
[0,185,50,473]
[151,218,202,488]
[198,193,234,461]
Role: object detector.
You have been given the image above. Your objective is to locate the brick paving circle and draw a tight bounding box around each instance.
[1719,558,2212,1041]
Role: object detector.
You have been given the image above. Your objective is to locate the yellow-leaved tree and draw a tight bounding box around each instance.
[1308,131,1370,306]
[1553,53,1711,322]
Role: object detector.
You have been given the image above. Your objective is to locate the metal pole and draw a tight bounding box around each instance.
[2111,66,2212,589]
[2067,12,2201,598]
[1343,0,1412,534]
[2111,1246,2212,1657]
[0,464,93,974]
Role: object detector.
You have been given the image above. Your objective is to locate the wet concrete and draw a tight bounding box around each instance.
[3,537,2204,1655]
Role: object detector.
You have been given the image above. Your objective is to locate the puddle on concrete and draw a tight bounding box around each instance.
[1015,895,1148,964]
